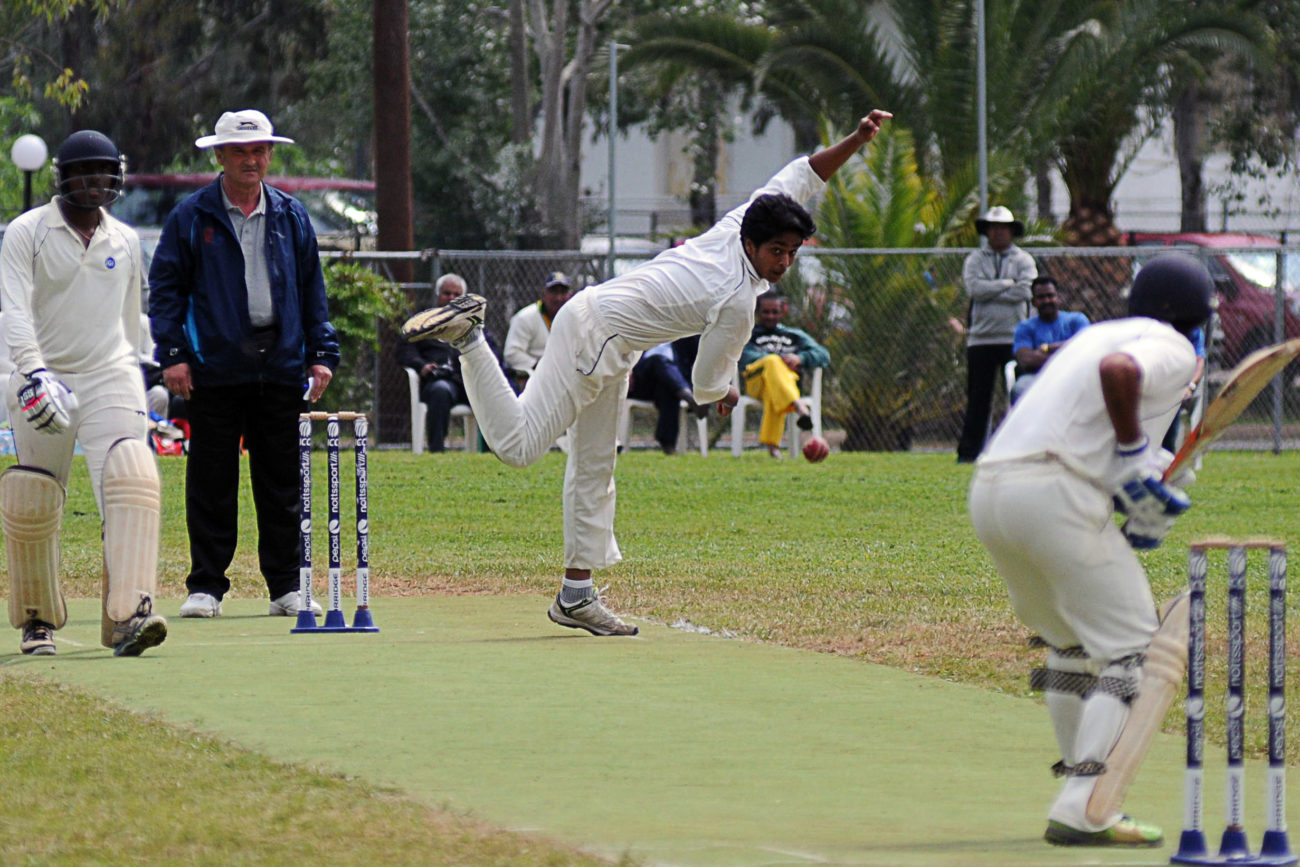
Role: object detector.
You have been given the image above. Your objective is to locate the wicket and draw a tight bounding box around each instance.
[1173,538,1293,866]
[290,411,379,634]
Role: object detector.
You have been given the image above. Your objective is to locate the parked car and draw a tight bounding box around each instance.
[1126,232,1300,370]
[113,173,378,252]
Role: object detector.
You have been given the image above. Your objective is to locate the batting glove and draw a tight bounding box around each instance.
[18,369,78,435]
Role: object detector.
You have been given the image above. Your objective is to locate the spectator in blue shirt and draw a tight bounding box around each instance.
[1009,276,1090,403]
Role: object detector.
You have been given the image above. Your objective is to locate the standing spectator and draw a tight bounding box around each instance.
[956,206,1037,462]
[149,109,340,619]
[968,253,1211,847]
[739,294,830,457]
[398,273,507,451]
[0,130,166,656]
[504,272,572,390]
[626,342,706,454]
[1009,276,1091,403]
[402,110,891,637]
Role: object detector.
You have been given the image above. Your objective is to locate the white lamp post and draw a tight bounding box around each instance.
[11,134,49,213]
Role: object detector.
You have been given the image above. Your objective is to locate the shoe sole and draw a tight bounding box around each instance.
[179,606,220,618]
[113,617,168,657]
[401,296,484,342]
[1044,823,1162,848]
[547,606,639,637]
[21,644,56,656]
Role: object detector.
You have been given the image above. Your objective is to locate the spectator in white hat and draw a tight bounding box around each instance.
[956,205,1038,462]
[503,271,573,391]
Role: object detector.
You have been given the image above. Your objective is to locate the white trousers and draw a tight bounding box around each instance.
[460,293,638,570]
[970,459,1158,830]
[6,361,147,515]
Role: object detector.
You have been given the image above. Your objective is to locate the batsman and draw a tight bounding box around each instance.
[968,253,1212,847]
[0,130,166,658]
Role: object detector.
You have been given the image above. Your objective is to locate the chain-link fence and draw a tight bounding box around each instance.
[333,246,1300,455]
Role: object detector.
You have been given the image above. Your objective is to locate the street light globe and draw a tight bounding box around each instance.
[11,134,48,172]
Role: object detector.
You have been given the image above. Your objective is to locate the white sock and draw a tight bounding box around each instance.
[560,577,594,604]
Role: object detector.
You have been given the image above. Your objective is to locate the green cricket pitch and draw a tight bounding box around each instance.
[7,595,1294,866]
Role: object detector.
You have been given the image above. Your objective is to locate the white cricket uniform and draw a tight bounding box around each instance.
[461,157,825,569]
[0,199,148,511]
[503,302,552,376]
[968,316,1195,830]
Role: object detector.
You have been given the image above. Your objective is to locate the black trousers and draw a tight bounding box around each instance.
[628,353,691,449]
[419,376,468,452]
[957,343,1015,461]
[184,381,304,600]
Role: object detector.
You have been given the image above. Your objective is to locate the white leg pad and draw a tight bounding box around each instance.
[1084,592,1190,826]
[102,437,161,622]
[1,466,67,629]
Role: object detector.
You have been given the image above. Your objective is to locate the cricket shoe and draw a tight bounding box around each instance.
[179,592,222,618]
[268,591,324,617]
[112,595,168,658]
[401,294,486,346]
[1044,816,1162,847]
[548,588,639,636]
[20,619,56,655]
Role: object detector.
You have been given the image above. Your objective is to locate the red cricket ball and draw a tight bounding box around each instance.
[802,436,830,463]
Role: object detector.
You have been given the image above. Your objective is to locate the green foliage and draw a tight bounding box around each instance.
[319,262,404,413]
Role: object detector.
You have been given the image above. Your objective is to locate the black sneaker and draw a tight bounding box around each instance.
[20,620,56,655]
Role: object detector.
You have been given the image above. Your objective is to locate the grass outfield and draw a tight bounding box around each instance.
[1,448,1297,863]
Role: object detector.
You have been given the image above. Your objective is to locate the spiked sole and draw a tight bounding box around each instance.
[400,295,485,342]
[113,616,168,657]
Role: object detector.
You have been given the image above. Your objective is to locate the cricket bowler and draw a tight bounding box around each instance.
[404,110,892,637]
[968,253,1213,846]
[0,130,166,657]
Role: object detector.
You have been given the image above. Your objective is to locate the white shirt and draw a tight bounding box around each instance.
[981,317,1196,485]
[504,301,552,373]
[0,198,143,375]
[590,157,825,403]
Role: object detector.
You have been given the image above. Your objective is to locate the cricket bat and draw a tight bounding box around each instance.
[1163,337,1300,481]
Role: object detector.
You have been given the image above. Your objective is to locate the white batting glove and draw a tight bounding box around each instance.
[18,369,78,435]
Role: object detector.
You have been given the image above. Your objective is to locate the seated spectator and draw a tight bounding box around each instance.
[1162,324,1206,451]
[398,274,505,451]
[627,342,707,454]
[1009,276,1090,404]
[504,271,572,390]
[739,294,830,457]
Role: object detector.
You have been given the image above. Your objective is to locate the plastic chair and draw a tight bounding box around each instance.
[404,367,477,453]
[730,366,823,458]
[618,398,708,456]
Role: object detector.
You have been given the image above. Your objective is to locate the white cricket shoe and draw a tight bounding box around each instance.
[401,294,486,345]
[268,591,324,617]
[179,592,222,618]
[547,589,639,636]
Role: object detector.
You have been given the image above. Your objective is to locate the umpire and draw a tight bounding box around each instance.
[149,109,340,619]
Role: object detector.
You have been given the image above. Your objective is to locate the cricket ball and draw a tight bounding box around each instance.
[802,435,830,463]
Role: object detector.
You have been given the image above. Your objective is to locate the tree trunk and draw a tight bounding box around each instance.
[688,77,723,229]
[1035,159,1053,225]
[1174,79,1206,233]
[509,0,530,145]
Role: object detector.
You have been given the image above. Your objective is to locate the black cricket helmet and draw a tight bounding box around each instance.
[52,130,126,208]
[1128,252,1214,334]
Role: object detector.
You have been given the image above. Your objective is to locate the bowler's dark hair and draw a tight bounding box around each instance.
[740,194,816,247]
[1031,276,1058,292]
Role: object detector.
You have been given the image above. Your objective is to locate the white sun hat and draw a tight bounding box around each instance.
[195,109,295,149]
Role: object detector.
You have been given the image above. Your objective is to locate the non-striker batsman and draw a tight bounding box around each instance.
[0,130,166,657]
[969,253,1213,846]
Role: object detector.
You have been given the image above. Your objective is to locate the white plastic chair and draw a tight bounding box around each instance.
[730,366,823,458]
[404,367,477,453]
[618,398,709,456]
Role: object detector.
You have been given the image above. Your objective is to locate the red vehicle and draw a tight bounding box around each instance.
[1126,232,1300,370]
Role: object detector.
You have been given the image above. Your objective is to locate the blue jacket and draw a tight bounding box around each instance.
[148,176,340,387]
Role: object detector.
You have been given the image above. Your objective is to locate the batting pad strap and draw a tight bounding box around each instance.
[102,438,161,623]
[1050,760,1108,777]
[1027,637,1088,658]
[1030,667,1096,697]
[1,466,67,629]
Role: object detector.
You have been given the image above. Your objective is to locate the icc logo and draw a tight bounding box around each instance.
[299,419,311,436]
